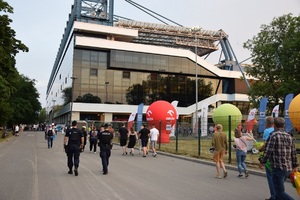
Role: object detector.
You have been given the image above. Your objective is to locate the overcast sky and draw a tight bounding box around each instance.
[8,0,300,107]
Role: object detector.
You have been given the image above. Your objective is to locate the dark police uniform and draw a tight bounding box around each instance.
[65,127,83,174]
[97,127,114,174]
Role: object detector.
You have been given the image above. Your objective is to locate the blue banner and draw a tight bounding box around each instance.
[136,103,144,131]
[284,94,294,132]
[258,97,268,133]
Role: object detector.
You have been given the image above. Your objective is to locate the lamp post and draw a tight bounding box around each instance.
[105,81,109,102]
[52,99,56,124]
[190,26,202,156]
[70,76,77,124]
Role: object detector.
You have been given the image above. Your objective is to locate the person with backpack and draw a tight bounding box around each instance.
[97,123,114,175]
[89,126,98,153]
[63,120,84,176]
[47,125,55,149]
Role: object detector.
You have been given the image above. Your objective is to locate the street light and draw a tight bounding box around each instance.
[52,99,56,123]
[105,81,109,102]
[70,76,78,124]
[190,26,202,156]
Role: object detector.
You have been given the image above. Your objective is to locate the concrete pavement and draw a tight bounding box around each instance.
[0,131,298,200]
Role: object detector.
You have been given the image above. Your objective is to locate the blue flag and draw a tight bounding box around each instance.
[136,103,144,131]
[258,97,268,133]
[284,94,294,132]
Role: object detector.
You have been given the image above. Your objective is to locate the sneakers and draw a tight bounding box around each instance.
[74,169,78,176]
[245,171,249,177]
[238,174,243,178]
[153,153,157,157]
[68,170,73,174]
[215,174,222,179]
[223,171,228,178]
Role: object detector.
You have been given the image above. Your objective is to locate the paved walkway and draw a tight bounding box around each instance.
[0,131,298,200]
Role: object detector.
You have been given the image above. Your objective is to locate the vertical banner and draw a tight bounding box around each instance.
[170,101,179,137]
[127,112,136,130]
[136,103,144,131]
[201,106,208,136]
[272,105,279,117]
[284,94,294,132]
[258,97,268,133]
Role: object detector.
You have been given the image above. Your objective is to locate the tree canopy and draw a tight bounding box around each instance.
[244,14,300,110]
[0,0,41,126]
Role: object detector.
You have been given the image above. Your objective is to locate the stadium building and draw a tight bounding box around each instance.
[46,0,251,131]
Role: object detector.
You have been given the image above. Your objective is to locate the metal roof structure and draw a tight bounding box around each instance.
[115,20,228,56]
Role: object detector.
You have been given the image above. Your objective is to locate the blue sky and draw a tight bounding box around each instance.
[8,0,300,107]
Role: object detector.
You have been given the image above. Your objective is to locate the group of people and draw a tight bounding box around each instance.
[211,117,298,200]
[63,121,114,176]
[119,123,159,158]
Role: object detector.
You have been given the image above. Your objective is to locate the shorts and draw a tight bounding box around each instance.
[120,139,127,147]
[213,150,225,162]
[151,140,157,148]
[141,139,148,147]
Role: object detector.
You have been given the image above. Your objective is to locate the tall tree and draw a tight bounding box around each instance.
[62,87,72,105]
[9,75,41,125]
[0,0,29,126]
[244,14,300,110]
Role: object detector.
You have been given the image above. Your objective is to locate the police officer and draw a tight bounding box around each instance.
[63,120,84,176]
[97,123,114,175]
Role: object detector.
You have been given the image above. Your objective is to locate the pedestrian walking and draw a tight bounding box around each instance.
[127,127,138,155]
[150,124,159,157]
[259,117,299,200]
[97,123,114,175]
[89,126,98,153]
[211,124,228,179]
[118,123,128,155]
[81,126,87,152]
[259,116,276,200]
[47,125,55,149]
[63,120,84,176]
[234,128,255,178]
[138,124,150,157]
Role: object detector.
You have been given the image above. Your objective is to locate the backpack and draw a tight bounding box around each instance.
[48,129,53,137]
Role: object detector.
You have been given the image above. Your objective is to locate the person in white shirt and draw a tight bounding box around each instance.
[150,124,159,157]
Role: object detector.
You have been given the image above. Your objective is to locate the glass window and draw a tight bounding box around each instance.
[82,50,90,61]
[99,52,107,63]
[91,51,98,61]
[123,71,130,79]
[90,68,98,76]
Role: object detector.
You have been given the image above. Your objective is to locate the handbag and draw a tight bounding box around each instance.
[290,171,300,196]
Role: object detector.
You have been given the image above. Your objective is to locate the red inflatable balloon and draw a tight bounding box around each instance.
[146,100,177,143]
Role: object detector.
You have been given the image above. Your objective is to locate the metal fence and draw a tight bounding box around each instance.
[86,117,300,170]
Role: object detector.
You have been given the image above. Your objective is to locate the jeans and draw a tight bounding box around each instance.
[90,140,97,152]
[47,137,53,148]
[272,168,294,200]
[265,166,276,199]
[236,150,247,174]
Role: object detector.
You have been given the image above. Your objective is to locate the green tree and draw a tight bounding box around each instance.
[244,14,300,110]
[0,0,29,126]
[62,87,72,105]
[9,75,41,125]
[38,108,47,124]
[126,84,146,105]
[76,93,101,103]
